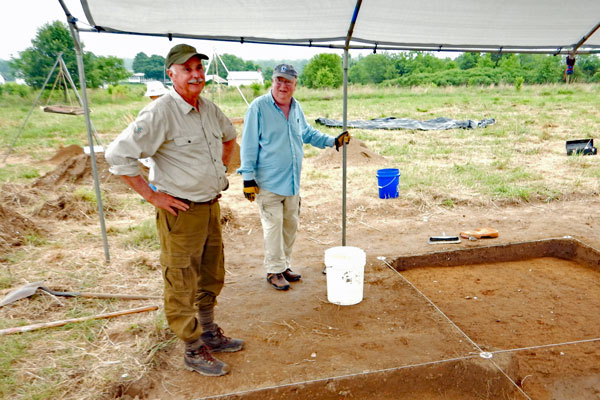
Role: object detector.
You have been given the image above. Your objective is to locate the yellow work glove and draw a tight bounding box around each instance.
[334,131,351,151]
[243,179,259,202]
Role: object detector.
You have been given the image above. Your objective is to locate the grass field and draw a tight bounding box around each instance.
[2,83,599,203]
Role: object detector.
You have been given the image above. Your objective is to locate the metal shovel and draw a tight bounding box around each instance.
[0,281,161,307]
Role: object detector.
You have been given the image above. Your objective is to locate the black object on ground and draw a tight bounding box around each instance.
[428,236,461,244]
[566,139,597,156]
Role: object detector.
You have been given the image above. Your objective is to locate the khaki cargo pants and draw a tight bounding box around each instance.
[156,201,224,342]
[256,189,300,274]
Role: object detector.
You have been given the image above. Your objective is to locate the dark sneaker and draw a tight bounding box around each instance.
[267,273,290,290]
[201,327,244,353]
[283,268,301,282]
[184,343,229,376]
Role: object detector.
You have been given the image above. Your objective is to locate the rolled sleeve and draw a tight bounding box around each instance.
[105,109,167,176]
[105,125,146,177]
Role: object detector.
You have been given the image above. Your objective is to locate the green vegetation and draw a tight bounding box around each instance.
[124,218,159,250]
[0,164,41,182]
[348,52,600,87]
[300,53,344,89]
[132,52,167,81]
[8,21,130,89]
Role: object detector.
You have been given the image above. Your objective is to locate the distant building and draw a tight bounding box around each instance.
[15,78,26,85]
[128,72,145,83]
[227,71,263,87]
[0,74,5,84]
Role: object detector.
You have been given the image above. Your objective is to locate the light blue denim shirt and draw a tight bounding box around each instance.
[237,92,335,196]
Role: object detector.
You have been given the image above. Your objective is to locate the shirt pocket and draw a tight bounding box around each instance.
[173,135,205,165]
[174,136,203,146]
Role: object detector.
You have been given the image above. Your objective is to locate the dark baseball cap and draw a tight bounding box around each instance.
[273,64,298,80]
[166,44,209,69]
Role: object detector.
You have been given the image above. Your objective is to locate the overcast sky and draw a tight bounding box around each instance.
[1,0,371,62]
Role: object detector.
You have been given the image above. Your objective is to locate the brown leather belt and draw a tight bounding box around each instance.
[175,193,221,206]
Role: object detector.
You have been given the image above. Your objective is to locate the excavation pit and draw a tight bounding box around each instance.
[132,237,600,400]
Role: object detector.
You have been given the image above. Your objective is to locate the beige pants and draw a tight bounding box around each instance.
[256,189,300,274]
[156,201,224,342]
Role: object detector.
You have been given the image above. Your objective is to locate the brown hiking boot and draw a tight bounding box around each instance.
[201,326,244,353]
[184,340,230,376]
[266,273,290,290]
[282,268,301,282]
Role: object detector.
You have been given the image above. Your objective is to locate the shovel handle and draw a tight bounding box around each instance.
[0,305,159,336]
[39,287,161,300]
[78,292,162,300]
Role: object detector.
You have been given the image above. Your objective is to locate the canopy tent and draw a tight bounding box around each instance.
[57,0,600,262]
[77,0,600,54]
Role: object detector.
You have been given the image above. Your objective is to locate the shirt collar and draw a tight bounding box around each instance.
[169,87,203,114]
[269,91,295,110]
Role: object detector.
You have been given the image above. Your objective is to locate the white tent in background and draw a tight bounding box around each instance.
[227,71,264,87]
[56,0,600,261]
[0,74,5,84]
[128,72,145,83]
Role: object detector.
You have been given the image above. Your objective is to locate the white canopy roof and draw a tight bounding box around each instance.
[78,0,600,54]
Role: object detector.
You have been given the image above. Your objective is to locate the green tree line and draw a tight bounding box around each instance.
[300,51,600,88]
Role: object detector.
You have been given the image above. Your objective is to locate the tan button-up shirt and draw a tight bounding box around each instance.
[105,88,237,202]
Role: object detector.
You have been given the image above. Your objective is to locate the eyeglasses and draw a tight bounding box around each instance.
[274,77,295,86]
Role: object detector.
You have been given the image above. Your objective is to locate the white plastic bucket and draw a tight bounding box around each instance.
[324,246,366,305]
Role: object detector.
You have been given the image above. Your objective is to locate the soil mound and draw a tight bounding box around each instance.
[1,184,43,207]
[33,152,127,191]
[47,144,84,164]
[311,138,386,166]
[0,203,41,252]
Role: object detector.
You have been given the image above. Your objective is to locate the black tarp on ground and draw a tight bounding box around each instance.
[315,116,496,131]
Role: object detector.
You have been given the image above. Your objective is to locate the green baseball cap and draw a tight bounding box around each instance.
[165,44,208,69]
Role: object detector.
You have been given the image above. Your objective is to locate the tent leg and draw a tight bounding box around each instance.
[340,0,361,246]
[2,57,61,163]
[342,48,349,246]
[67,22,111,263]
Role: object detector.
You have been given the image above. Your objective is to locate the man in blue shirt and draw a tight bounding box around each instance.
[237,64,350,290]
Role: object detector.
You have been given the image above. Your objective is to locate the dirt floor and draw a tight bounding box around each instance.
[1,142,600,400]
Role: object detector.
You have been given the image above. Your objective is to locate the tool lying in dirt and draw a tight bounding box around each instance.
[0,281,162,307]
[428,235,461,244]
[459,227,499,240]
[0,305,159,336]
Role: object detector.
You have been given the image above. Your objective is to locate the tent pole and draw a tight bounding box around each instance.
[572,21,600,53]
[215,52,249,106]
[341,0,362,246]
[342,49,348,246]
[64,12,111,263]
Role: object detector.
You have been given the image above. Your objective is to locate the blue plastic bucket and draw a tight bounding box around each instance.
[376,168,400,199]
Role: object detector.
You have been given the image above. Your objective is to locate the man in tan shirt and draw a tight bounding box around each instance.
[105,44,242,377]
